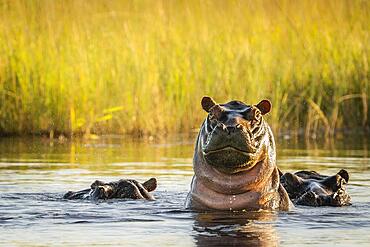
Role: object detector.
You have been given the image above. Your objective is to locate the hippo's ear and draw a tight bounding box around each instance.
[91,180,105,189]
[142,178,157,192]
[338,169,349,183]
[201,96,216,113]
[256,99,271,115]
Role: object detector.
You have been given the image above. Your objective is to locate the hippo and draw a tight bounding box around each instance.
[64,96,351,210]
[185,96,351,210]
[63,178,157,200]
[280,169,351,206]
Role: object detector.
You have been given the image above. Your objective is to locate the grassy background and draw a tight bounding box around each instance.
[0,0,368,137]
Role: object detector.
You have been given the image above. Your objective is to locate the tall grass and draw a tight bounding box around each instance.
[0,0,368,137]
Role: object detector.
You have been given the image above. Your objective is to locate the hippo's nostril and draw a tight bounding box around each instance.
[216,122,227,131]
[226,126,236,134]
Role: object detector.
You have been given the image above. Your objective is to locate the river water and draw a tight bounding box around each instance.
[0,135,369,246]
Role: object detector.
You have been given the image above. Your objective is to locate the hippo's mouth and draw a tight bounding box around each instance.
[202,146,258,173]
[203,146,251,155]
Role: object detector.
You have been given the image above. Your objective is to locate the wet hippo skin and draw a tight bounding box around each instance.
[64,178,157,200]
[186,96,351,211]
[280,169,351,206]
[186,96,291,210]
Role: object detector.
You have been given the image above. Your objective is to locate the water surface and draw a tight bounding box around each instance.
[0,135,369,246]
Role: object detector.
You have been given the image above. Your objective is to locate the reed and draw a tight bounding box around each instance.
[0,0,368,137]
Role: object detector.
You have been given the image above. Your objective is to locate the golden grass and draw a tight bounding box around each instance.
[0,0,368,137]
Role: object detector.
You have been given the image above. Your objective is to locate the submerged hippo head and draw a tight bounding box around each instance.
[64,178,157,201]
[281,169,351,206]
[89,178,157,200]
[200,96,273,174]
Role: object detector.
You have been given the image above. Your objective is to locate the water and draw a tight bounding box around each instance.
[0,135,369,246]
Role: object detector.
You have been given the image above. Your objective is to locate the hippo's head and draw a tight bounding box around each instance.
[199,96,273,174]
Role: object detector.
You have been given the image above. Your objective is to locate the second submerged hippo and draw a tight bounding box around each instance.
[186,96,351,211]
[64,178,157,200]
[281,169,351,206]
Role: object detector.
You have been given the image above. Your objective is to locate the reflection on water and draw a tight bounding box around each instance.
[0,135,369,246]
[193,211,278,247]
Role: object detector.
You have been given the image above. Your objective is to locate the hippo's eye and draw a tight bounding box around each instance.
[243,108,261,123]
[208,110,227,122]
[255,111,261,120]
[207,114,217,130]
[242,109,254,121]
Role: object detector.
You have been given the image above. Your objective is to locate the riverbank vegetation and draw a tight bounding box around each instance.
[0,0,368,138]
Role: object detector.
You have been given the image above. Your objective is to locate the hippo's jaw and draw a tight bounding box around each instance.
[203,146,254,162]
[200,118,269,174]
[202,145,261,174]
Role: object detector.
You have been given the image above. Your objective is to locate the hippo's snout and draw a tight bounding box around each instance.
[214,122,244,135]
[203,121,254,153]
[201,108,265,174]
